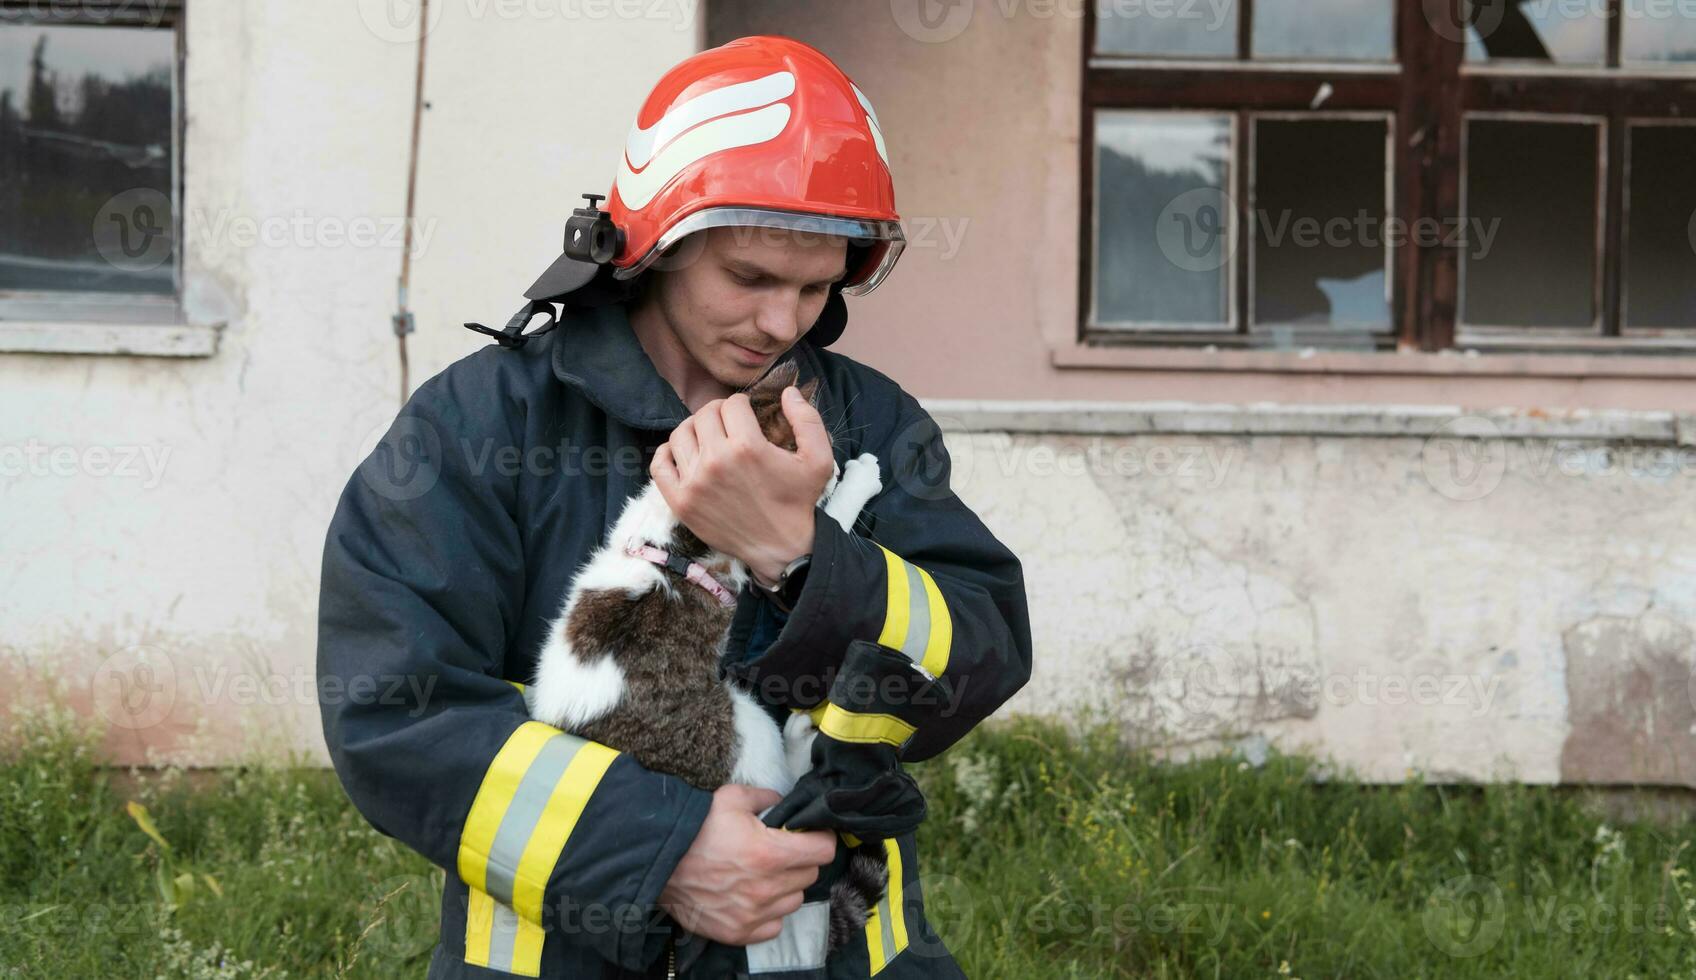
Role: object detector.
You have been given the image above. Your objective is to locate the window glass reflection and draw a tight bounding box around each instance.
[1095,0,1239,57]
[0,23,175,295]
[1623,0,1696,64]
[1463,0,1607,64]
[1253,0,1394,60]
[1094,112,1234,328]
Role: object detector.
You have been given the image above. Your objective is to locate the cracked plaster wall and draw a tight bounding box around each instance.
[0,2,702,767]
[948,428,1696,786]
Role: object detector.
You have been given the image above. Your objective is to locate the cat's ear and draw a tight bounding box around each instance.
[747,359,799,400]
[796,376,821,408]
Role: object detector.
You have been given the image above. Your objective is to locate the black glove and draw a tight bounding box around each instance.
[762,639,934,838]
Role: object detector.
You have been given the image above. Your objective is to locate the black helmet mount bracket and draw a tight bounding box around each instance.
[564,193,623,266]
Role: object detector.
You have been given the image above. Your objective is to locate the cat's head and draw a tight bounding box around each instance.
[740,359,822,452]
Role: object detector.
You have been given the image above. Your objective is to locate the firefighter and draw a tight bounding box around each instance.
[317,35,1032,978]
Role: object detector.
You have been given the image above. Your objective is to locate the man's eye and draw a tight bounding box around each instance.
[732,272,760,286]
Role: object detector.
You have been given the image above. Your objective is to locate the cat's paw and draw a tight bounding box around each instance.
[783,711,819,779]
[844,453,882,492]
[821,453,883,533]
[783,710,817,741]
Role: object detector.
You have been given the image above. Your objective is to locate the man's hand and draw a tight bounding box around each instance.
[651,387,834,587]
[659,784,838,945]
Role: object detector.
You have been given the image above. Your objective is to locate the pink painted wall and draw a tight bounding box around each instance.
[708,2,1696,412]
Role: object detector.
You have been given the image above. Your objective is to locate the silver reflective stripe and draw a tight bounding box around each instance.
[486,900,522,973]
[484,734,586,903]
[877,891,896,966]
[897,561,930,664]
[747,901,831,974]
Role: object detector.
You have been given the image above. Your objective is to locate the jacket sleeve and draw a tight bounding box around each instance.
[316,358,711,974]
[736,386,1033,762]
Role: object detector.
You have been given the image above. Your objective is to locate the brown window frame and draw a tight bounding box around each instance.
[1081,0,1696,354]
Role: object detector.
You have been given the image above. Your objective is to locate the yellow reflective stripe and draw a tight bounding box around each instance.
[507,679,526,693]
[817,704,916,748]
[913,565,952,678]
[865,838,909,975]
[886,837,909,953]
[506,897,548,974]
[874,545,953,679]
[876,546,911,651]
[457,721,620,977]
[465,886,496,967]
[866,899,887,972]
[511,743,620,924]
[464,887,546,977]
[459,722,556,894]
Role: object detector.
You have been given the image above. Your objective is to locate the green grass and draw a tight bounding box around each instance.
[3,706,1694,979]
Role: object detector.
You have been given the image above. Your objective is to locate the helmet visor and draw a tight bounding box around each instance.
[615,207,906,295]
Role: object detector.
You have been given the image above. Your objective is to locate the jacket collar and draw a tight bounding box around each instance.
[550,300,829,433]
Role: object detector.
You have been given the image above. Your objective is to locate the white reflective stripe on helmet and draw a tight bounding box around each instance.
[617,104,793,211]
[625,70,796,170]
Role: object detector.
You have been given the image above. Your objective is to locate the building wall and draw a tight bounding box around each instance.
[709,0,1696,412]
[931,405,1696,785]
[0,1,703,766]
[707,2,1696,785]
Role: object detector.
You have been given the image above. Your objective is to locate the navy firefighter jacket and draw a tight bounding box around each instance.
[315,298,1033,979]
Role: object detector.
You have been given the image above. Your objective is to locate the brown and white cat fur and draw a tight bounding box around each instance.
[522,362,886,954]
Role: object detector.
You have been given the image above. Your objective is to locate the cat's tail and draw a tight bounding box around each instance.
[826,842,889,952]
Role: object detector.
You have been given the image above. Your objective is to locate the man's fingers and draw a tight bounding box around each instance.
[782,386,832,471]
[721,393,764,447]
[765,863,821,899]
[759,889,807,923]
[766,826,837,868]
[670,418,700,478]
[747,918,785,945]
[717,783,782,814]
[695,399,729,455]
[650,444,678,490]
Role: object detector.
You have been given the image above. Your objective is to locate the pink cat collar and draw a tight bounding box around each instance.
[623,541,739,608]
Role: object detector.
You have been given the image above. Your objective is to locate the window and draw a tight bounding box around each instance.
[0,0,184,328]
[1083,0,1696,353]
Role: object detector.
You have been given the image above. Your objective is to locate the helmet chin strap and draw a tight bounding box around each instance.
[806,289,848,349]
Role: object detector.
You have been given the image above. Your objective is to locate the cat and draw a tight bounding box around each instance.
[523,359,889,959]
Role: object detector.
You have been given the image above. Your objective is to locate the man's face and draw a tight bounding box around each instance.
[638,225,849,388]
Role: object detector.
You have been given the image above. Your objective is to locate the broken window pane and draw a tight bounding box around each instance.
[1463,0,1607,64]
[0,23,176,295]
[1094,0,1239,58]
[1251,117,1391,331]
[1093,111,1233,329]
[1252,0,1393,60]
[1461,118,1599,329]
[1624,125,1696,329]
[1622,0,1696,65]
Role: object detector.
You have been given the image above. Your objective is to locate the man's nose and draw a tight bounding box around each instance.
[753,292,803,346]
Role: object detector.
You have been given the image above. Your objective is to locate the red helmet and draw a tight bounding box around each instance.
[525,36,905,308]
